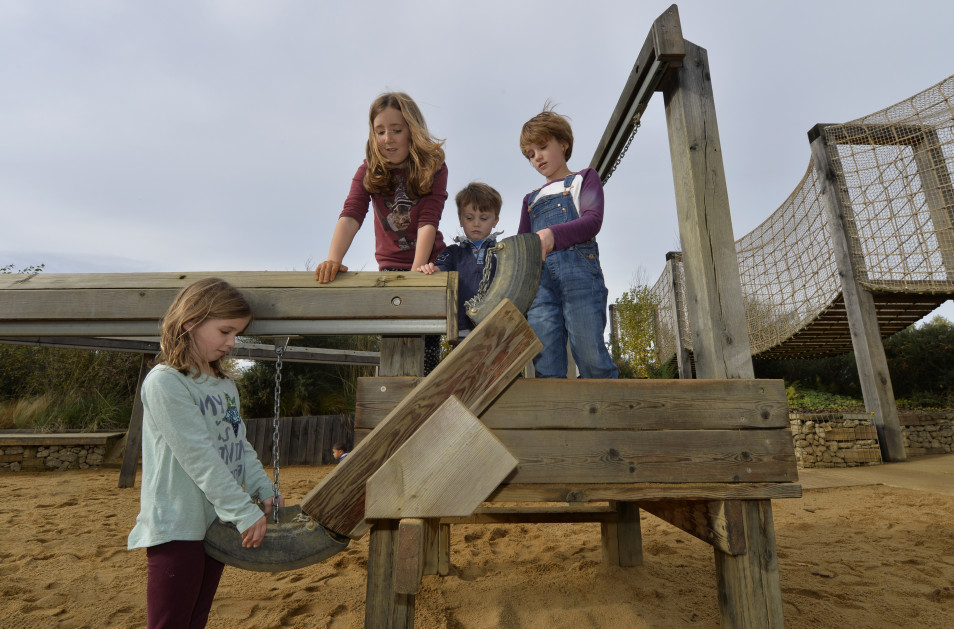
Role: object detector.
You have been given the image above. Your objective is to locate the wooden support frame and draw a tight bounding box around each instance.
[809,124,907,462]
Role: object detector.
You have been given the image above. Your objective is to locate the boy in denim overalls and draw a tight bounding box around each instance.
[517,108,619,379]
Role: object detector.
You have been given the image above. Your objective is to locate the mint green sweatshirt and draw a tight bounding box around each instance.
[128,365,275,549]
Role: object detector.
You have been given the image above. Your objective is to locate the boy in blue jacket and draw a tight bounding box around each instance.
[420,182,501,338]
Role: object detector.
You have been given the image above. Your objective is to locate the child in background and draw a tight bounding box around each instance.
[315,91,448,372]
[332,442,350,462]
[518,107,619,379]
[128,277,283,629]
[419,182,502,338]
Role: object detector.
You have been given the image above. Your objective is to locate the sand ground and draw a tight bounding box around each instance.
[2,456,953,628]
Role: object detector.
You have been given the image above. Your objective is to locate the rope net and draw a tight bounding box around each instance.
[651,74,954,362]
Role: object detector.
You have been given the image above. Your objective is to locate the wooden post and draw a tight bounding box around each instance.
[601,501,643,567]
[662,41,754,380]
[809,124,907,462]
[666,252,694,379]
[118,353,153,489]
[379,336,424,377]
[714,500,784,628]
[912,129,954,279]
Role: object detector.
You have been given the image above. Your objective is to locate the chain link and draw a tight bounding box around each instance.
[270,337,289,523]
[601,115,642,185]
[464,243,499,315]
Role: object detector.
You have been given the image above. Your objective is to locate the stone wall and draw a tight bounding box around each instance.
[0,443,111,472]
[790,411,954,468]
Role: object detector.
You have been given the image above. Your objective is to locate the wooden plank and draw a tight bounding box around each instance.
[357,377,789,431]
[640,499,746,555]
[485,482,802,503]
[354,428,796,484]
[118,354,153,488]
[440,504,618,525]
[663,40,754,379]
[601,501,643,567]
[379,336,425,377]
[0,287,447,321]
[0,270,451,291]
[715,500,785,628]
[300,299,541,539]
[365,396,518,519]
[486,429,797,484]
[393,519,426,595]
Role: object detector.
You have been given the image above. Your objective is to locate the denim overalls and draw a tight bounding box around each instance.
[526,173,619,378]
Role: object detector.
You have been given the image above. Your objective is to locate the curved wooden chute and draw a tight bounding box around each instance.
[466,233,542,326]
[204,505,349,572]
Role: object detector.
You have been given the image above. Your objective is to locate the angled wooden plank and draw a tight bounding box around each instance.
[365,396,518,519]
[357,377,789,430]
[300,299,541,539]
[640,499,746,555]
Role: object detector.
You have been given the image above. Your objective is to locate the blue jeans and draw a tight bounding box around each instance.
[528,244,619,378]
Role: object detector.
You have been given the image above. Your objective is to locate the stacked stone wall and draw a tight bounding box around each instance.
[0,443,110,472]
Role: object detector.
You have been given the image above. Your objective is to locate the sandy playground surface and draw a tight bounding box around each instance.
[2,460,953,628]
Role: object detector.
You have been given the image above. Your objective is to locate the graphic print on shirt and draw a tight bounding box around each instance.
[199,391,245,480]
[381,176,416,251]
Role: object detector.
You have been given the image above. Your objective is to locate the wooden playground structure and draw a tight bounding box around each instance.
[0,5,804,627]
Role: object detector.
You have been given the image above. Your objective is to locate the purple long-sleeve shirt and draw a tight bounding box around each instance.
[517,168,605,251]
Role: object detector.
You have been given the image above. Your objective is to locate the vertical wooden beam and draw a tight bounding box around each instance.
[379,336,424,377]
[809,124,907,462]
[913,129,954,278]
[662,41,754,380]
[714,500,784,628]
[666,252,694,379]
[118,353,153,488]
[366,519,415,629]
[601,501,643,567]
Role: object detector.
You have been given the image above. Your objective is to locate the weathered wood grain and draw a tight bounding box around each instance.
[640,499,746,555]
[365,396,518,519]
[300,299,541,539]
[485,482,802,503]
[357,377,788,430]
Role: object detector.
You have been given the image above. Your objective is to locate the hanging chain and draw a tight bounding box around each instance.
[464,243,500,315]
[270,337,289,523]
[601,114,642,185]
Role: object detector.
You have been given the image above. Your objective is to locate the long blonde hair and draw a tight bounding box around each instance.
[157,277,252,379]
[364,92,445,198]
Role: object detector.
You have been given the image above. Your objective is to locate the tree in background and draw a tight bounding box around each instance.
[612,274,673,379]
[237,335,378,419]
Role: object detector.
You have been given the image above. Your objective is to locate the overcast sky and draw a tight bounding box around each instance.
[3,0,954,324]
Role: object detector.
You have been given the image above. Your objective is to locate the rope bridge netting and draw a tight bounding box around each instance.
[652,74,954,364]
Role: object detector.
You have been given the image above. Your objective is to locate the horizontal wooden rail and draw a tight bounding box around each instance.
[0,271,458,338]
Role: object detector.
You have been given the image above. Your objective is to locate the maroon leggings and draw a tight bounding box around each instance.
[146,540,225,629]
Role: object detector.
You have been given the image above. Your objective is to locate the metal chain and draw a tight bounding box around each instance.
[601,115,642,185]
[464,243,499,314]
[270,337,289,523]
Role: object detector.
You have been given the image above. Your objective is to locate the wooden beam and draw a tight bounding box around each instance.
[365,396,518,519]
[639,499,746,555]
[484,482,801,503]
[601,501,643,567]
[118,354,153,489]
[300,299,541,539]
[715,500,785,628]
[809,124,907,461]
[663,40,754,379]
[365,520,415,629]
[357,377,789,431]
[393,519,426,596]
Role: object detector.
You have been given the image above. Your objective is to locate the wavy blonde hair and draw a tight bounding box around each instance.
[157,277,251,379]
[364,92,445,198]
